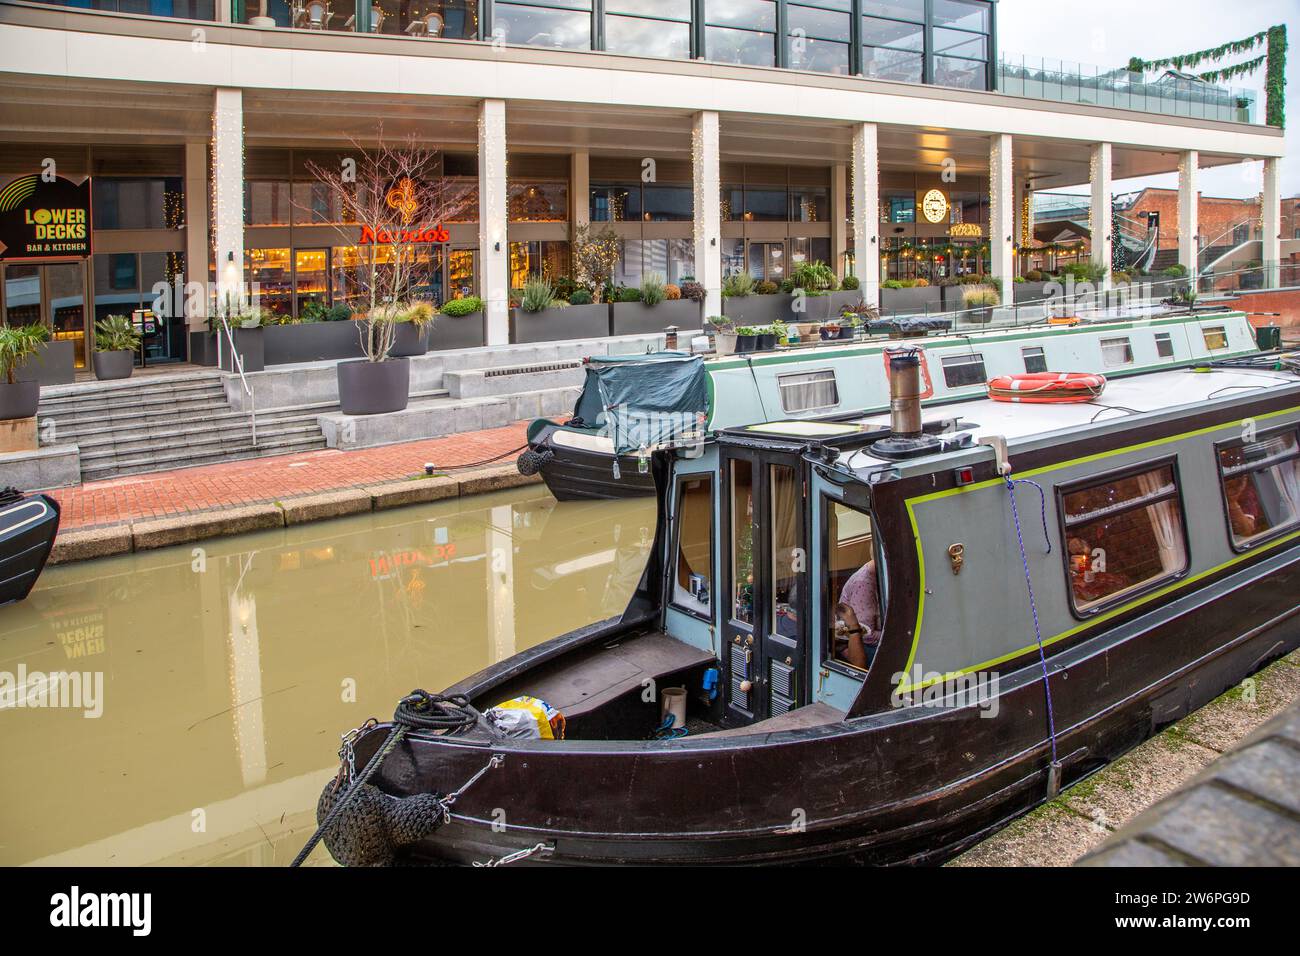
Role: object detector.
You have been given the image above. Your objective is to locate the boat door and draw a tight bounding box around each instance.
[721,447,809,724]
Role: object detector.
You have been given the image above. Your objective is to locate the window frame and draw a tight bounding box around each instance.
[1100,335,1134,368]
[1054,456,1191,620]
[1202,325,1229,352]
[1213,423,1300,554]
[1021,345,1047,374]
[668,471,716,622]
[777,367,841,413]
[819,492,881,681]
[1154,331,1175,359]
[939,351,987,389]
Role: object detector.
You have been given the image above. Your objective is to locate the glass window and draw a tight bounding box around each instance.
[863,45,923,83]
[790,186,829,222]
[790,236,830,269]
[933,27,986,59]
[1061,463,1188,613]
[744,187,787,222]
[789,36,850,74]
[605,16,691,59]
[1022,346,1047,373]
[1101,336,1134,367]
[706,0,775,30]
[731,459,755,625]
[707,25,777,66]
[295,248,330,316]
[331,246,368,311]
[932,0,989,32]
[861,15,923,50]
[778,369,839,413]
[826,499,879,672]
[246,248,293,316]
[721,185,744,221]
[93,253,140,326]
[246,181,292,227]
[721,238,746,277]
[1202,326,1229,351]
[84,0,215,20]
[643,183,692,221]
[92,178,184,230]
[508,181,568,222]
[3,265,41,327]
[607,0,690,15]
[509,240,570,287]
[672,474,713,617]
[634,238,695,286]
[493,2,591,49]
[933,56,987,90]
[292,181,344,225]
[1217,428,1300,548]
[1155,331,1174,358]
[771,464,803,638]
[590,184,640,222]
[940,353,986,388]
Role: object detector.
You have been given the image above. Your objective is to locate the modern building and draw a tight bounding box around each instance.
[0,0,1287,366]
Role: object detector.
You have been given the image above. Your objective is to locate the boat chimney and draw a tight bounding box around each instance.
[888,348,924,437]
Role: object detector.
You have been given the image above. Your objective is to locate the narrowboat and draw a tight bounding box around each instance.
[308,345,1300,867]
[0,488,60,607]
[521,307,1263,502]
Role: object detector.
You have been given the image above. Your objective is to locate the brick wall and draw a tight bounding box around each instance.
[1226,285,1300,334]
[1122,189,1300,253]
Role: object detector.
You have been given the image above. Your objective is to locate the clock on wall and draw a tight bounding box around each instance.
[921,188,949,224]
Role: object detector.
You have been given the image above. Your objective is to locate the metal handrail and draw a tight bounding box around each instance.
[216,313,258,448]
[1198,217,1264,272]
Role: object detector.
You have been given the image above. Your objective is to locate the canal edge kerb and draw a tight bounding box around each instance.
[45,463,543,566]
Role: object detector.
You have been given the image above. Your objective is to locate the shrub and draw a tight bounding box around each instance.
[569,288,594,305]
[664,283,681,300]
[755,280,779,295]
[1162,263,1189,278]
[679,281,705,302]
[768,319,789,343]
[791,259,834,292]
[1112,271,1132,285]
[913,277,929,288]
[324,304,353,322]
[95,314,143,353]
[440,296,483,317]
[615,286,643,303]
[1025,269,1045,282]
[962,286,1000,308]
[0,323,48,384]
[839,274,860,291]
[640,272,667,306]
[1013,276,1026,283]
[708,316,733,332]
[959,274,982,285]
[399,301,437,326]
[520,277,556,313]
[882,279,904,289]
[779,278,796,293]
[299,300,329,323]
[553,276,579,301]
[722,272,755,297]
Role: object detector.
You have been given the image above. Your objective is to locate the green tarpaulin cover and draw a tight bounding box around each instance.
[570,352,708,454]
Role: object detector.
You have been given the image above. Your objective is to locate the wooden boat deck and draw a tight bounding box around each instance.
[697,701,846,738]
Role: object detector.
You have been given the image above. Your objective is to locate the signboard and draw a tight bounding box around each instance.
[948,223,983,238]
[919,188,950,225]
[0,174,92,261]
[357,176,450,245]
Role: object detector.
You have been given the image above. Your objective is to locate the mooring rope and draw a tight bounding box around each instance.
[1003,474,1061,777]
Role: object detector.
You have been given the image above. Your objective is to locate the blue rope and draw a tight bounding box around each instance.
[1004,474,1059,766]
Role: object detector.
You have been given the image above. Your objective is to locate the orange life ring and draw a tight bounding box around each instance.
[987,371,1106,403]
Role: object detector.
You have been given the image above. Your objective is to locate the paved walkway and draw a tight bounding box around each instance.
[47,421,530,531]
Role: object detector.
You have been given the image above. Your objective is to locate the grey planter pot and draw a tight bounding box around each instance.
[190,331,218,367]
[0,380,40,421]
[1013,281,1052,303]
[610,299,703,336]
[389,321,430,357]
[92,349,135,381]
[264,321,365,365]
[430,312,486,351]
[881,286,943,315]
[337,358,411,415]
[721,293,794,325]
[220,326,265,373]
[14,341,75,386]
[510,304,610,344]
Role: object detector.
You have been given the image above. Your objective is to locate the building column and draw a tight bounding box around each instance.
[212,88,244,312]
[989,133,1014,297]
[184,140,209,330]
[691,110,722,318]
[1178,149,1199,276]
[831,163,848,281]
[478,99,509,346]
[851,123,879,308]
[1262,156,1281,289]
[1090,142,1112,290]
[570,149,590,231]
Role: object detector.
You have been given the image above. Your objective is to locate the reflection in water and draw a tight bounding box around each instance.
[0,488,654,866]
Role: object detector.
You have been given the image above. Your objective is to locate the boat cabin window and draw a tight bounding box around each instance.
[1100,336,1134,367]
[940,353,987,388]
[824,498,880,672]
[1059,461,1188,615]
[1154,332,1175,359]
[1021,346,1047,374]
[1216,426,1300,550]
[777,369,839,414]
[1202,326,1229,351]
[731,459,756,625]
[671,475,713,617]
[770,464,803,637]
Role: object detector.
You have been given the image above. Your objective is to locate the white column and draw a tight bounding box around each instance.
[1262,157,1281,289]
[1178,149,1199,276]
[478,99,509,346]
[212,88,244,311]
[989,133,1014,297]
[184,140,208,330]
[851,123,879,308]
[691,110,722,318]
[831,163,848,281]
[1090,142,1113,290]
[570,149,590,231]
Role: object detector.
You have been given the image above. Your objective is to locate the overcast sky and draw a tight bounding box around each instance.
[997,0,1299,198]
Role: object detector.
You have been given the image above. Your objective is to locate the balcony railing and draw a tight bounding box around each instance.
[998,53,1257,124]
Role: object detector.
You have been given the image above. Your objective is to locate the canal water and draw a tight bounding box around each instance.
[0,487,655,866]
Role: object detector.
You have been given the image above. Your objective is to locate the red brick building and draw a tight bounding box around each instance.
[1120,188,1300,254]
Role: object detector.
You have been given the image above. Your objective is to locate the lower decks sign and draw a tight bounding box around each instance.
[0,174,93,260]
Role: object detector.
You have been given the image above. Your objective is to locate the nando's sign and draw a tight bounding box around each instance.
[0,174,93,261]
[358,177,449,246]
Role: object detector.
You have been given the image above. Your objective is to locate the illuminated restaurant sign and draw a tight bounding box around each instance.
[359,176,450,245]
[948,223,983,237]
[919,188,950,224]
[0,174,92,260]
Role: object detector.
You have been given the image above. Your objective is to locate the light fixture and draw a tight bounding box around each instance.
[227,251,234,262]
[494,241,500,251]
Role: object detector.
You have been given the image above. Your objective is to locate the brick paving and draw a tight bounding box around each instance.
[46,421,531,531]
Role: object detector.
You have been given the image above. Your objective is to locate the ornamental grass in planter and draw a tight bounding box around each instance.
[338,307,411,416]
[390,301,435,357]
[0,323,48,421]
[92,314,141,381]
[610,272,703,335]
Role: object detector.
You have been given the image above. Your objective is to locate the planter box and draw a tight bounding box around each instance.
[14,340,75,386]
[610,299,703,336]
[337,358,410,415]
[1013,281,1052,304]
[92,350,134,381]
[510,304,609,344]
[0,380,40,421]
[189,331,217,367]
[430,312,486,351]
[389,321,430,357]
[220,326,265,373]
[880,286,942,315]
[721,293,794,326]
[264,320,365,366]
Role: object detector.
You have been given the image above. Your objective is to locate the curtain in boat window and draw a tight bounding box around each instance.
[777,369,839,413]
[770,464,802,637]
[1219,430,1300,545]
[1137,469,1185,575]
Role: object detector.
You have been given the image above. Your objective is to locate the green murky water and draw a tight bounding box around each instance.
[0,488,654,866]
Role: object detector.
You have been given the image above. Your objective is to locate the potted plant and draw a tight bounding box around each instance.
[510,276,609,343]
[213,301,268,373]
[92,314,141,381]
[391,301,435,357]
[735,325,759,353]
[0,323,48,421]
[433,295,487,350]
[709,316,737,356]
[757,324,778,351]
[961,285,1000,325]
[610,272,704,335]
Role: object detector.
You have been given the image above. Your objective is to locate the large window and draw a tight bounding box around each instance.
[825,498,879,672]
[778,369,839,413]
[787,0,851,75]
[1060,462,1189,614]
[705,0,777,67]
[770,465,803,641]
[1101,336,1134,367]
[605,0,692,59]
[930,0,989,89]
[1217,427,1300,550]
[731,459,756,625]
[46,0,215,19]
[93,178,184,230]
[508,181,568,222]
[612,239,694,288]
[940,352,986,388]
[493,0,591,49]
[862,0,924,83]
[672,474,714,617]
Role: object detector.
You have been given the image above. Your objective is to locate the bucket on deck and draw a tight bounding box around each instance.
[661,687,687,729]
